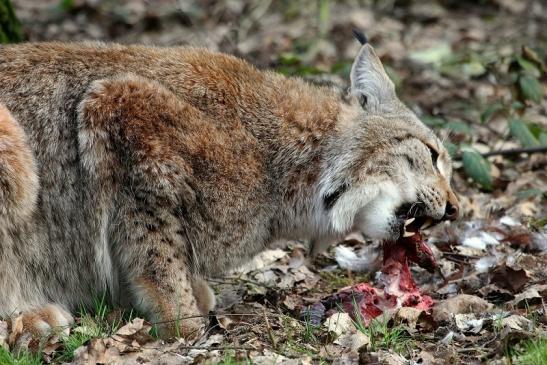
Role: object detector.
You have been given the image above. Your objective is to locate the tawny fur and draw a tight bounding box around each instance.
[0,42,459,338]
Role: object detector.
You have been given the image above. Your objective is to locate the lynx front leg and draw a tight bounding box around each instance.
[78,75,214,339]
[123,219,207,339]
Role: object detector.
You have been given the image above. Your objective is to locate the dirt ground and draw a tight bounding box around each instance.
[1,0,546,364]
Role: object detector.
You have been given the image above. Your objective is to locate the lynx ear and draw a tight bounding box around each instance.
[350,44,396,112]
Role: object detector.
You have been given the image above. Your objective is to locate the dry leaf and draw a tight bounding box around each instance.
[490,264,530,293]
[500,315,533,332]
[396,307,424,330]
[324,312,354,336]
[433,294,494,323]
[509,284,547,307]
[115,318,148,336]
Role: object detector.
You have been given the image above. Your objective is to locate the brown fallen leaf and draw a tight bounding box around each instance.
[324,312,370,352]
[433,294,494,323]
[115,317,149,336]
[508,284,547,308]
[502,231,533,250]
[416,350,445,365]
[478,284,515,304]
[395,307,429,331]
[490,263,530,294]
[500,315,533,332]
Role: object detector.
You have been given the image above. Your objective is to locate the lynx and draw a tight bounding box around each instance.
[0,39,459,339]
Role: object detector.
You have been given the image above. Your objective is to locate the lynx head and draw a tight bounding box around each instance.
[320,34,459,242]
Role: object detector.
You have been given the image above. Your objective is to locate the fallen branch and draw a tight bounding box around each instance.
[454,145,547,160]
[151,312,262,326]
[208,277,274,289]
[480,145,547,157]
[173,345,254,351]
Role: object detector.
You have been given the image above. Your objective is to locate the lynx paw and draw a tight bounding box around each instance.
[14,304,73,337]
[192,277,216,314]
[8,304,73,351]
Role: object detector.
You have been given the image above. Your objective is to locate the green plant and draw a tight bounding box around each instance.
[215,351,252,365]
[348,297,413,355]
[461,146,493,190]
[365,316,413,354]
[56,293,129,362]
[421,45,546,190]
[318,270,370,293]
[0,346,42,365]
[0,0,23,43]
[55,315,102,362]
[523,300,541,329]
[492,313,505,335]
[301,310,320,344]
[279,315,318,357]
[512,337,547,365]
[58,0,75,12]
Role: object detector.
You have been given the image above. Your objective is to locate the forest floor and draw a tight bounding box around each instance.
[1,1,546,364]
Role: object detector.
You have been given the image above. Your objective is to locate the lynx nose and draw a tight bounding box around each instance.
[443,201,459,221]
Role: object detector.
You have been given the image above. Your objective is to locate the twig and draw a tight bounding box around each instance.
[174,345,254,350]
[480,145,547,158]
[208,277,273,289]
[263,307,278,350]
[456,347,488,354]
[151,310,293,326]
[454,145,547,160]
[151,313,261,326]
[442,256,469,265]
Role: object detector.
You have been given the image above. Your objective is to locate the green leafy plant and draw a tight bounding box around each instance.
[279,315,319,357]
[348,296,413,355]
[356,314,412,354]
[461,147,493,190]
[422,45,546,189]
[512,337,547,365]
[509,119,541,147]
[0,0,23,43]
[56,294,130,362]
[55,315,102,363]
[216,351,252,365]
[0,347,42,365]
[301,310,320,344]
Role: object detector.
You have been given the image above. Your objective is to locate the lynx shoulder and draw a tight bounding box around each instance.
[0,41,458,339]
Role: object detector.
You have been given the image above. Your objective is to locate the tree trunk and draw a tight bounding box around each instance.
[0,0,23,43]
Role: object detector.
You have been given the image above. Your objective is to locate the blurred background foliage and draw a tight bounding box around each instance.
[0,0,23,42]
[6,0,547,192]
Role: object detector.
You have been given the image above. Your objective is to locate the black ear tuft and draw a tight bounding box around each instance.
[352,28,368,45]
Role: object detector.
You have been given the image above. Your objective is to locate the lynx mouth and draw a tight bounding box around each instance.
[395,203,441,239]
[400,215,439,238]
[385,205,440,273]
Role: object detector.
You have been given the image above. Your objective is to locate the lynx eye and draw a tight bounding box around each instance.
[358,94,368,108]
[426,145,439,166]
